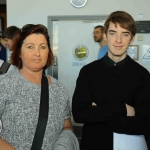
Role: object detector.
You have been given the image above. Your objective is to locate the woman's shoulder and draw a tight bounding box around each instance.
[48,75,68,90]
[48,76,69,103]
[0,60,15,73]
[8,64,16,72]
[48,75,66,86]
[0,67,19,84]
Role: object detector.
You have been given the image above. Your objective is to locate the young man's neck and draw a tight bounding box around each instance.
[99,39,107,48]
[108,52,127,63]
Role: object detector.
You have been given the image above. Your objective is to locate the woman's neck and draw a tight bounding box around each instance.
[20,68,43,85]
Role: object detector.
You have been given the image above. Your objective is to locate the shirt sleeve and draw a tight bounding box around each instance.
[0,76,8,137]
[59,85,71,120]
[53,130,79,150]
[72,66,126,124]
[64,100,71,120]
[0,76,7,117]
[107,73,150,135]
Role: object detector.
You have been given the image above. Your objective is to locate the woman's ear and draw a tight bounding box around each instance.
[19,53,22,58]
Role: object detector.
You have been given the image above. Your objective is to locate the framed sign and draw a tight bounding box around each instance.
[127,45,139,60]
[0,17,4,37]
[72,44,89,61]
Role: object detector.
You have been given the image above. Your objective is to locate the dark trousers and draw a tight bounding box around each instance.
[80,123,113,150]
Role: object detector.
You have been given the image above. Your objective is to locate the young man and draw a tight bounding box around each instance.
[93,25,108,59]
[72,11,150,150]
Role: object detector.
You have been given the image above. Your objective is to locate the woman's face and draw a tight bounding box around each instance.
[20,33,49,72]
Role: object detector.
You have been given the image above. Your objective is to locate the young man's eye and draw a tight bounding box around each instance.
[109,32,115,36]
[123,33,130,37]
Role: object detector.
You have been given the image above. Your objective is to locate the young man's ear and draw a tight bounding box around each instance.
[130,36,135,44]
[103,33,107,42]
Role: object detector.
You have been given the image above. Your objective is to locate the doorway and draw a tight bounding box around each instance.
[47,15,108,139]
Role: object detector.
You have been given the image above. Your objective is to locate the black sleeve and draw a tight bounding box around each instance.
[108,73,150,135]
[134,73,150,120]
[108,116,150,135]
[72,66,126,124]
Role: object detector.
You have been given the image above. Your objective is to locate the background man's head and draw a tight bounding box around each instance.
[2,26,20,50]
[93,25,105,43]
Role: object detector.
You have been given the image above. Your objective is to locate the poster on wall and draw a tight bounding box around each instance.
[142,45,150,64]
[127,45,139,60]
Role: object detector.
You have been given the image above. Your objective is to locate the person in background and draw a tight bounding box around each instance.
[0,24,79,150]
[72,11,150,150]
[0,26,20,73]
[93,25,108,59]
[0,38,6,61]
[2,26,20,51]
[0,26,20,134]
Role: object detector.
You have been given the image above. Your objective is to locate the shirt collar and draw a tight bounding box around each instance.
[104,53,129,67]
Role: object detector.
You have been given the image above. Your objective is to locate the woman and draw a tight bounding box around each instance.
[0,24,79,150]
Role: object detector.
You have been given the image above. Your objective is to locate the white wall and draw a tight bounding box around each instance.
[7,0,150,27]
[6,0,150,71]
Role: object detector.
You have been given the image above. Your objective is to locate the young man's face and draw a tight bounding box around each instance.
[3,38,13,50]
[104,22,135,62]
[93,28,103,43]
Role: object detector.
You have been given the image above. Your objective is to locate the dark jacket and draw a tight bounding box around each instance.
[72,55,150,150]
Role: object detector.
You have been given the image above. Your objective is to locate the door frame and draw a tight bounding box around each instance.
[47,15,108,131]
[47,15,108,76]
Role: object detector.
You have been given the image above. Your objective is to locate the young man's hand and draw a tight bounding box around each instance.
[92,102,97,106]
[125,104,135,116]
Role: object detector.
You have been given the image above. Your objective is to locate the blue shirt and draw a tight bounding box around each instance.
[0,42,6,61]
[97,45,108,59]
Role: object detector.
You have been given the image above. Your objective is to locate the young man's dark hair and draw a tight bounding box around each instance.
[2,26,19,39]
[2,26,20,51]
[72,10,150,150]
[104,10,136,39]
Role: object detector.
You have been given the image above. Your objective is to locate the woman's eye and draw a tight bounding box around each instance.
[27,46,33,49]
[40,46,46,49]
[40,45,46,49]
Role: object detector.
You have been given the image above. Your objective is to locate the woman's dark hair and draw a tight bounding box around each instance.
[11,24,54,69]
[2,26,20,39]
